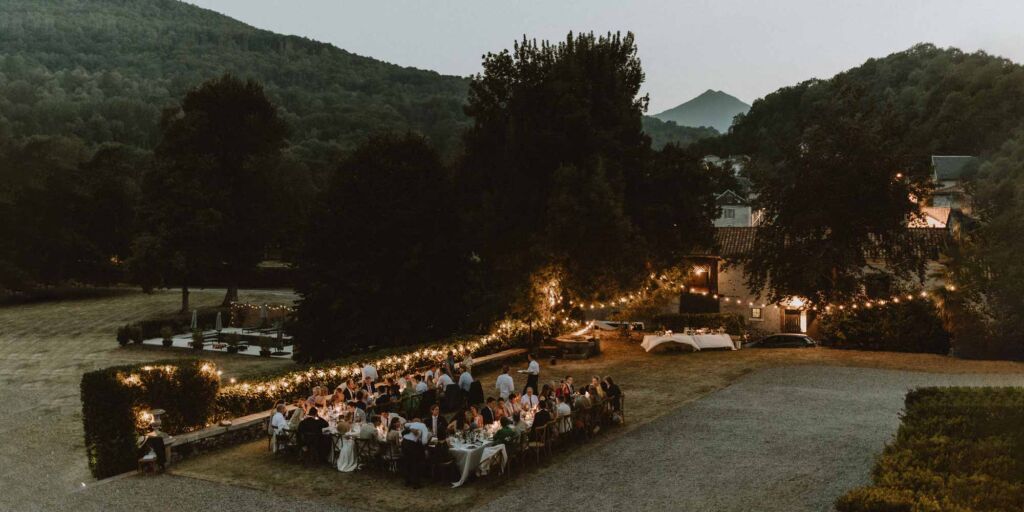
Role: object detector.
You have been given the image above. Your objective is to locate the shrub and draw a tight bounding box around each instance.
[160,326,174,347]
[819,300,950,354]
[128,324,144,344]
[647,312,746,335]
[835,387,1024,512]
[190,330,204,350]
[80,359,219,478]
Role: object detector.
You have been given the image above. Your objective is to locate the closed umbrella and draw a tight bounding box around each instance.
[190,309,198,331]
[260,304,268,328]
[215,312,223,333]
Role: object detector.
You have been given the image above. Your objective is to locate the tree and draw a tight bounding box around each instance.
[292,133,470,362]
[459,32,654,315]
[740,84,932,303]
[132,74,287,311]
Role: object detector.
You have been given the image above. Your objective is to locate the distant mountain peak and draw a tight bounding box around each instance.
[653,90,751,133]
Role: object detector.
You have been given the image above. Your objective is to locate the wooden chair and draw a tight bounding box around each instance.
[381,440,402,473]
[555,415,573,450]
[528,424,548,464]
[354,438,379,471]
[298,432,322,466]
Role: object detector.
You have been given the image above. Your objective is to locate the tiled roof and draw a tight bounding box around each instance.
[932,155,978,181]
[706,226,951,260]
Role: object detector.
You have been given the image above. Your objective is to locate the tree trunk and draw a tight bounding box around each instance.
[222,284,239,307]
[180,285,190,314]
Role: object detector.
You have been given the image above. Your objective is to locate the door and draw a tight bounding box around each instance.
[782,309,802,333]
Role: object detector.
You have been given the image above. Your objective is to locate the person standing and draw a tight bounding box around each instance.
[522,353,540,395]
[495,366,515,400]
[401,418,428,488]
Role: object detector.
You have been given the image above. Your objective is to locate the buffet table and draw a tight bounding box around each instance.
[640,333,736,352]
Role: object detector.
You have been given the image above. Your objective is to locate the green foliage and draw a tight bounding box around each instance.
[642,116,718,149]
[836,387,1024,512]
[80,359,219,478]
[293,133,470,362]
[0,0,469,156]
[819,300,950,354]
[116,324,131,347]
[646,312,747,335]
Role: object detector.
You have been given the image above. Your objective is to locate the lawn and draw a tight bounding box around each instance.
[172,332,1024,512]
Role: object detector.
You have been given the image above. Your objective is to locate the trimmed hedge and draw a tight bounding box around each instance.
[819,300,950,354]
[647,312,746,335]
[836,387,1024,512]
[81,359,219,478]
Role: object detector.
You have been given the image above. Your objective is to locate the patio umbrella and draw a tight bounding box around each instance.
[215,312,223,333]
[260,304,268,328]
[190,309,198,331]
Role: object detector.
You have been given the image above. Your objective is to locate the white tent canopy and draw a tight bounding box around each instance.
[640,333,736,352]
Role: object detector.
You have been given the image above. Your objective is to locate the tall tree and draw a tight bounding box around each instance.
[292,133,469,362]
[741,84,931,303]
[132,74,287,311]
[459,32,653,316]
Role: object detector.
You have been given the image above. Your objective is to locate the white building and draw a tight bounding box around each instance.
[930,155,977,211]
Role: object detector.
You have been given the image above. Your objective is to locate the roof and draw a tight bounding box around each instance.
[715,190,748,206]
[931,155,978,181]
[909,206,951,228]
[706,226,951,260]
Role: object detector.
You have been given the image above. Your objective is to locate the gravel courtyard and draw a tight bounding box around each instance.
[481,366,1024,512]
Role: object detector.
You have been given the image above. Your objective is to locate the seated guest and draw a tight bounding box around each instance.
[424,366,438,387]
[574,390,592,411]
[269,404,288,434]
[540,383,554,402]
[513,413,529,434]
[495,399,509,422]
[588,384,604,407]
[352,390,368,411]
[481,397,496,424]
[591,377,607,400]
[414,375,429,394]
[426,404,447,441]
[330,388,346,409]
[288,399,306,430]
[458,368,474,392]
[386,417,403,446]
[358,416,379,454]
[297,407,330,460]
[362,376,376,394]
[555,395,572,433]
[343,378,359,401]
[604,376,622,410]
[492,417,518,447]
[520,387,540,411]
[437,368,454,389]
[306,386,320,408]
[531,400,552,432]
[562,376,576,398]
[469,405,484,429]
[502,395,516,418]
[380,411,406,431]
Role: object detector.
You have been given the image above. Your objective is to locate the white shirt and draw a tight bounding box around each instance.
[404,421,430,445]
[521,393,539,410]
[557,402,571,417]
[437,373,454,389]
[496,373,515,399]
[415,381,428,394]
[458,372,473,392]
[362,365,378,382]
[270,411,288,432]
[527,360,540,375]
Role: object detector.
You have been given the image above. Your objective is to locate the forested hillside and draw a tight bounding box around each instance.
[0,0,470,155]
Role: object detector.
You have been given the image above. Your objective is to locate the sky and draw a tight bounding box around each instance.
[186,0,1024,113]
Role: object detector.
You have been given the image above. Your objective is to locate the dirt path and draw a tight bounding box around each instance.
[0,288,296,511]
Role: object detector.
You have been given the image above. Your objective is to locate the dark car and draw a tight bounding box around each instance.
[746,333,817,348]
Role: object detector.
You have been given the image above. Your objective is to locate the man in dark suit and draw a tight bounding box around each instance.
[481,397,496,425]
[297,407,329,461]
[427,404,447,441]
[532,400,552,432]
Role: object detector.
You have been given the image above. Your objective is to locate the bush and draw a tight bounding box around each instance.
[116,324,131,346]
[647,312,746,335]
[80,359,219,478]
[160,326,174,347]
[835,387,1024,512]
[819,300,950,354]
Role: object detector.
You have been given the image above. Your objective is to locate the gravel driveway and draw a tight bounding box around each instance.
[481,365,1024,512]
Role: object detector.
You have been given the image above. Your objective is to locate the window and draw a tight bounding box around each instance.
[750,307,762,321]
[723,208,735,219]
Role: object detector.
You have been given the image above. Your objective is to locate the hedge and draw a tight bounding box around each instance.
[818,300,950,354]
[647,312,746,335]
[81,359,219,478]
[835,387,1024,512]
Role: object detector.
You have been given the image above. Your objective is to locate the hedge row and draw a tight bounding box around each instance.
[818,300,950,354]
[647,312,747,335]
[81,359,219,478]
[835,387,1024,512]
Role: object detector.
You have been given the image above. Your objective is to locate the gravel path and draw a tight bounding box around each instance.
[480,365,1024,512]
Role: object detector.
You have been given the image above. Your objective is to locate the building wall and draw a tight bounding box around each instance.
[713,205,753,227]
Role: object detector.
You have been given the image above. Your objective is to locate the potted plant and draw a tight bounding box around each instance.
[160,326,174,348]
[225,333,240,354]
[190,329,205,351]
[116,325,131,347]
[258,335,273,357]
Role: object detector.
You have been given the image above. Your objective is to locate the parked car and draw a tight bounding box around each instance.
[746,333,818,348]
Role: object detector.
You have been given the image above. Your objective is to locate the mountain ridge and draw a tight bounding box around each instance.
[654,89,751,133]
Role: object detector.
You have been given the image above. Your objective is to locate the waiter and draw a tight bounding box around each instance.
[522,353,539,394]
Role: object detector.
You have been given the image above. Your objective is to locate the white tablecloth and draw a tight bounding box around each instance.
[448,441,507,487]
[640,333,736,352]
[326,426,360,472]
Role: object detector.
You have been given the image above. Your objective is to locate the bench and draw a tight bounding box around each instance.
[168,407,293,464]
